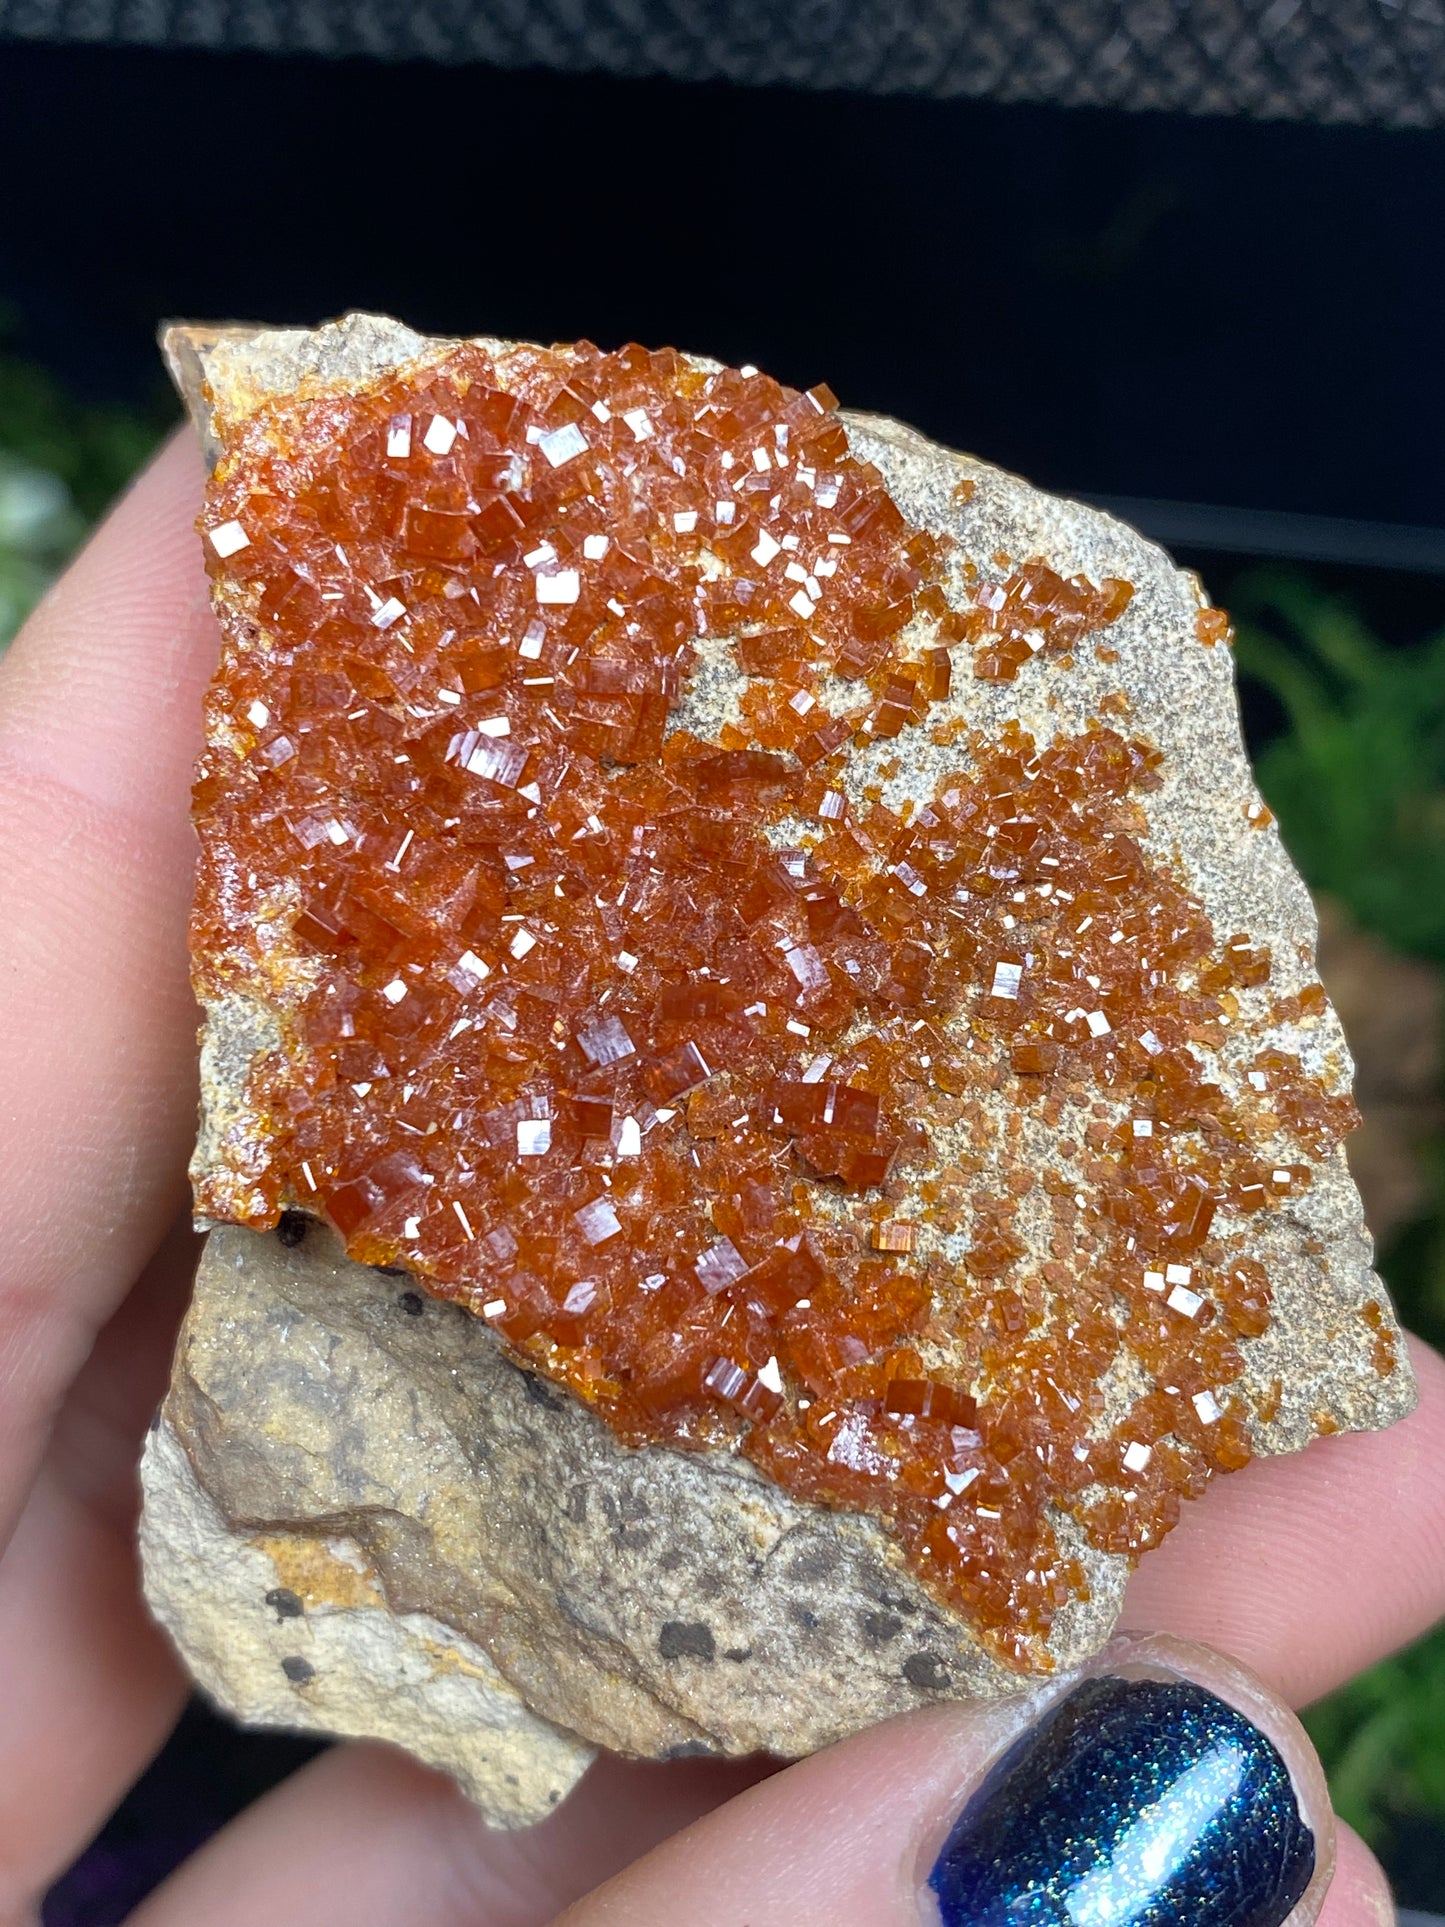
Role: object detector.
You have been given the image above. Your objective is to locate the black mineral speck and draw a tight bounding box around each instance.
[276,1211,308,1248]
[265,1587,304,1621]
[903,1651,952,1691]
[520,1368,565,1411]
[723,1646,754,1663]
[281,1656,315,1684]
[658,1620,717,1662]
[862,1611,904,1644]
[398,1291,425,1316]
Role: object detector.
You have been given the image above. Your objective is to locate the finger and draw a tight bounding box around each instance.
[0,1466,186,1922]
[558,1634,1336,1927]
[125,1742,771,1927]
[1123,1333,1445,1707]
[118,1344,1437,1926]
[0,431,214,1547]
[1318,1824,1395,1927]
[128,1635,1333,1927]
[0,1220,196,1914]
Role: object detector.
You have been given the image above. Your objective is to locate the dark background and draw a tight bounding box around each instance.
[6,34,1445,858]
[2,36,1444,531]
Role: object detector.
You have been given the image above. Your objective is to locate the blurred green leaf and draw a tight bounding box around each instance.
[0,352,162,519]
[0,339,165,646]
[1235,567,1445,1865]
[1304,1620,1445,1847]
[1234,569,1445,963]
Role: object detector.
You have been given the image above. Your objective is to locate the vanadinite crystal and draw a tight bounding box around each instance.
[193,339,1367,1670]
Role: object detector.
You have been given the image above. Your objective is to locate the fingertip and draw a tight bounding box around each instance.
[1318,1822,1397,1927]
[1122,1331,1445,1706]
[0,424,214,825]
[0,424,214,1539]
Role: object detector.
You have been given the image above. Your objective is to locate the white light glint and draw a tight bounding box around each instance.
[538,421,589,467]
[208,519,250,558]
[1167,1284,1204,1317]
[1063,1746,1244,1927]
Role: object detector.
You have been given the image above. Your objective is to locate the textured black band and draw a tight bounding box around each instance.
[0,0,1441,127]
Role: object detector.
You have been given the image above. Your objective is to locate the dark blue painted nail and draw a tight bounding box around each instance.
[930,1676,1315,1927]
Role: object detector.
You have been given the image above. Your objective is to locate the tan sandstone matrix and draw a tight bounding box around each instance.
[141,314,1413,1817]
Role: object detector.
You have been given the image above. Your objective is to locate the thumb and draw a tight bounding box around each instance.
[559,1633,1343,1927]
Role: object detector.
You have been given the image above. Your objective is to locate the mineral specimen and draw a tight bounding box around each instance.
[143,314,1413,1809]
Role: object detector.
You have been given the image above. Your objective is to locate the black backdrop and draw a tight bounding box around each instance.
[1,36,1443,530]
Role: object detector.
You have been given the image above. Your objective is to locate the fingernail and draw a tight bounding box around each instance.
[929,1675,1316,1927]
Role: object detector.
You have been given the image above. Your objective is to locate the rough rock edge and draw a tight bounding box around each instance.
[149,1220,1128,1766]
[146,312,1416,1778]
[139,1417,595,1826]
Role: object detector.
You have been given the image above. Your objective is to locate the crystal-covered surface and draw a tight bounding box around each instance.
[193,342,1364,1668]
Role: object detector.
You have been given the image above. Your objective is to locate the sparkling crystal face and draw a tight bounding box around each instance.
[193,341,1367,1667]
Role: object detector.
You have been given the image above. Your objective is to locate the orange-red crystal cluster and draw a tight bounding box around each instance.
[194,341,1361,1668]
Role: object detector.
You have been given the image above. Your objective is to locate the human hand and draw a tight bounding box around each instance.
[1,434,1442,1927]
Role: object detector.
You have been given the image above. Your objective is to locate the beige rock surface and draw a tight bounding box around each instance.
[148,1219,1126,1768]
[140,1417,595,1826]
[142,314,1416,1803]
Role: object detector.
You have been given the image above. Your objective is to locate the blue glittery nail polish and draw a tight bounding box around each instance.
[929,1676,1315,1927]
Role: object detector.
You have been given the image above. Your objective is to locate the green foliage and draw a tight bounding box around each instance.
[1304,1619,1445,1849]
[0,452,83,644]
[1235,567,1445,1876]
[1232,570,1445,964]
[0,332,162,647]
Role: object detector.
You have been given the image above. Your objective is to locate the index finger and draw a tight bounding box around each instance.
[0,431,215,1547]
